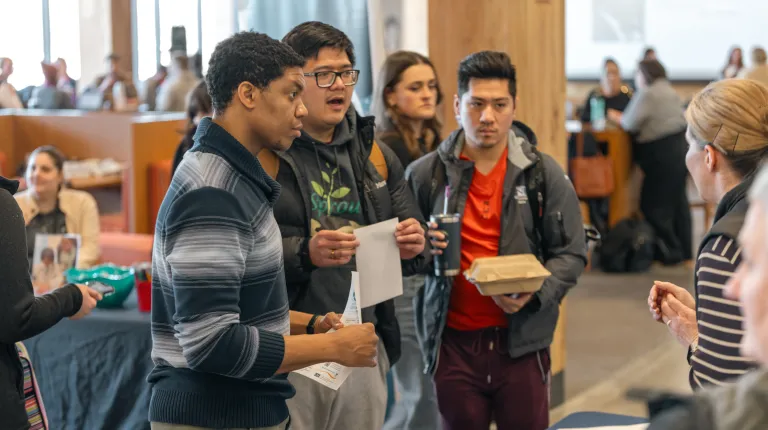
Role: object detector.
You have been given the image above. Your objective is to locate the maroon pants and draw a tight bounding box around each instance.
[433,327,550,430]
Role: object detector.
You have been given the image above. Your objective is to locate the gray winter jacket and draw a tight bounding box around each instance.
[648,370,768,430]
[406,121,587,375]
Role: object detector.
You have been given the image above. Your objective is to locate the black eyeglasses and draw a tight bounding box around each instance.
[304,70,360,88]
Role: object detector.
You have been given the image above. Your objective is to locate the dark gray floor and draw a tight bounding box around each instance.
[564,264,694,398]
[564,198,707,400]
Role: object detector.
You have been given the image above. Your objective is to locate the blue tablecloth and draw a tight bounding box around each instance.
[24,291,152,430]
[549,411,648,429]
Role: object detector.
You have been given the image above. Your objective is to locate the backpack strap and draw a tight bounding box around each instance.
[258,141,388,181]
[369,140,389,181]
[525,148,547,261]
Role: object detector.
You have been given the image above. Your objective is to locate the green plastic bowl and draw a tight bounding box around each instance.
[65,264,135,309]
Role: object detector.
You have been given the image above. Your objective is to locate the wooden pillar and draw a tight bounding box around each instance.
[110,0,134,74]
[428,0,568,407]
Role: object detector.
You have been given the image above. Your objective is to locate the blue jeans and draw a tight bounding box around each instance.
[383,275,441,430]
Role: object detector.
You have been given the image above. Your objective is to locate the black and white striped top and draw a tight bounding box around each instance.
[689,235,755,389]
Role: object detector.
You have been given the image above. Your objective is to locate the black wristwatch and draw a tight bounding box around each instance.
[306,314,321,334]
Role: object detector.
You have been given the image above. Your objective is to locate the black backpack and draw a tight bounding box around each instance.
[598,216,655,273]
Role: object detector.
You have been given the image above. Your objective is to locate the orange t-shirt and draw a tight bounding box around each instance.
[446,148,509,331]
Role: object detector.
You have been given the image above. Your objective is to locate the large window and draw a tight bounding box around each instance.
[49,0,82,80]
[135,0,159,82]
[0,1,45,89]
[134,0,234,81]
[0,0,82,89]
[158,0,200,66]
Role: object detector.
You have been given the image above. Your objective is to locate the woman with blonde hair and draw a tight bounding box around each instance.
[648,78,768,389]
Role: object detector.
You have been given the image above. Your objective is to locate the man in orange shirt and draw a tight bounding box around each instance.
[407,51,587,430]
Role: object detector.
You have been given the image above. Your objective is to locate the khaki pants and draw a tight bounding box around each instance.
[150,419,289,430]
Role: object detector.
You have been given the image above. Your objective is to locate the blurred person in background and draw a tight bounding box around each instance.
[171,80,212,176]
[580,58,632,125]
[643,47,658,61]
[28,62,74,110]
[54,58,77,106]
[157,53,199,112]
[31,247,63,295]
[0,174,101,430]
[89,54,138,109]
[143,65,167,111]
[738,47,768,87]
[648,79,768,389]
[14,146,100,268]
[609,60,691,265]
[190,52,203,80]
[647,164,768,430]
[721,46,744,80]
[0,57,23,109]
[371,50,443,430]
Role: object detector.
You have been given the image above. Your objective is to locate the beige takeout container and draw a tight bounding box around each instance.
[463,254,551,296]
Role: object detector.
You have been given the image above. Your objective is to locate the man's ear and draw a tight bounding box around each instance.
[236,82,259,110]
[453,94,461,119]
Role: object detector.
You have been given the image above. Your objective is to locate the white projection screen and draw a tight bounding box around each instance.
[567,0,768,80]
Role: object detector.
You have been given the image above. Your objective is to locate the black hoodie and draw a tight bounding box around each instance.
[0,176,82,430]
[272,108,427,366]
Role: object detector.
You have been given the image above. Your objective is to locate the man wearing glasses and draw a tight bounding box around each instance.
[270,21,427,430]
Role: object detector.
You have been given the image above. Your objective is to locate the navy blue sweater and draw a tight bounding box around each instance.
[147,118,293,428]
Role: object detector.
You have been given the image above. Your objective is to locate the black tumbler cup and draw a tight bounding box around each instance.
[431,213,462,277]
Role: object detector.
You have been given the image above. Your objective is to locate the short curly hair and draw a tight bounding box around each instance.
[205,31,305,113]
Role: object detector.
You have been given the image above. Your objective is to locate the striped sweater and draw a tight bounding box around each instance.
[690,234,755,389]
[147,118,293,428]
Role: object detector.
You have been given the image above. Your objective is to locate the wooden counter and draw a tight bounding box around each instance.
[0,109,185,234]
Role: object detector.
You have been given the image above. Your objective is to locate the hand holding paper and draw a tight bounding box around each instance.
[330,324,378,367]
[294,272,378,390]
[394,218,426,259]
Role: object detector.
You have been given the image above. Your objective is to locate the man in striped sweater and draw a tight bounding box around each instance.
[148,32,380,430]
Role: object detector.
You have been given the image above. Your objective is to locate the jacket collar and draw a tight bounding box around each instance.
[436,120,540,170]
[192,117,281,205]
[713,174,754,225]
[0,176,19,195]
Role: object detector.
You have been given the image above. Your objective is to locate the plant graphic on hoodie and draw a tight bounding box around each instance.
[311,162,353,216]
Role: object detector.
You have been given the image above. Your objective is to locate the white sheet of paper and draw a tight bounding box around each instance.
[354,217,403,308]
[559,424,648,430]
[293,272,363,391]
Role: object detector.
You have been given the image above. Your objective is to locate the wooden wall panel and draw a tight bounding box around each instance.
[0,113,16,176]
[11,113,132,168]
[111,0,134,74]
[429,0,566,166]
[130,118,185,234]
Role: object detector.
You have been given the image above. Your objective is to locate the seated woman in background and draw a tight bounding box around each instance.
[28,62,75,110]
[14,146,100,268]
[171,81,212,176]
[370,50,443,430]
[580,58,632,125]
[609,59,692,265]
[648,79,768,390]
